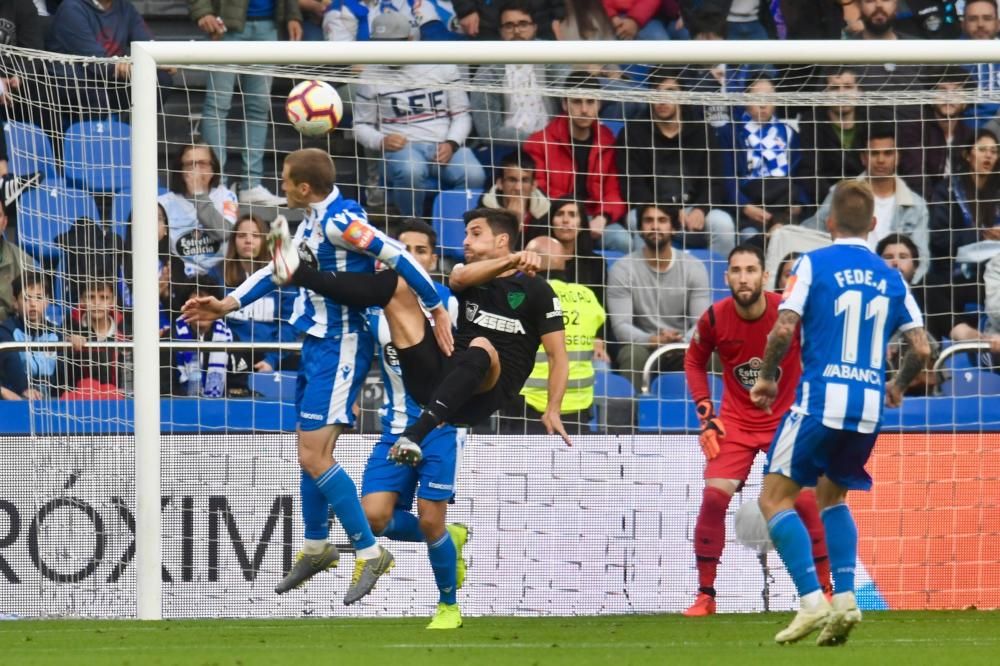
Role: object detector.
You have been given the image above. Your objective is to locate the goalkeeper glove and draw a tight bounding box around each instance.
[695,399,725,460]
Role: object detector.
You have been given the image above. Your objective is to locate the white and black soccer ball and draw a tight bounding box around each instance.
[286,80,343,137]
[734,499,774,554]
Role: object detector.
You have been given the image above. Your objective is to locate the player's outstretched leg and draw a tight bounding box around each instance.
[684,486,731,616]
[794,488,833,598]
[447,523,469,590]
[815,502,862,646]
[276,471,340,594]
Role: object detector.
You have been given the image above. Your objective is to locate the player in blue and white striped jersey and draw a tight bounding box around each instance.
[750,181,931,646]
[360,219,467,630]
[181,149,449,606]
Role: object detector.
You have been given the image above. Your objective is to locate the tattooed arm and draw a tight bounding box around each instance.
[750,310,801,412]
[886,326,932,408]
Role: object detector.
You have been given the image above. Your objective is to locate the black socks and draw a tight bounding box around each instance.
[403,346,492,442]
[292,264,398,309]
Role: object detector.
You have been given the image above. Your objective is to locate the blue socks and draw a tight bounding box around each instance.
[300,470,329,540]
[427,531,458,605]
[315,464,377,551]
[768,508,822,598]
[380,509,424,542]
[821,503,858,594]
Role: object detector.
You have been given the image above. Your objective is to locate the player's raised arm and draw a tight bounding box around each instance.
[181,263,276,324]
[539,328,571,446]
[448,251,540,293]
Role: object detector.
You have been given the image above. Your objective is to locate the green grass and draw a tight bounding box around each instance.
[2,611,998,666]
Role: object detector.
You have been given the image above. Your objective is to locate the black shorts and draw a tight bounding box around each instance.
[397,323,509,427]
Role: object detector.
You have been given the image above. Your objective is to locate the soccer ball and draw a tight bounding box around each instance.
[734,499,774,554]
[286,80,343,137]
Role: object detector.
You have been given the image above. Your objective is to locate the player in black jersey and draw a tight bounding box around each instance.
[270,207,572,462]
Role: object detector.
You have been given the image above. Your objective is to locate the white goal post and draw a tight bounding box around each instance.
[128,38,1000,620]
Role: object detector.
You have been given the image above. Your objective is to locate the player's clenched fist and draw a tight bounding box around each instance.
[750,377,777,413]
[511,250,542,276]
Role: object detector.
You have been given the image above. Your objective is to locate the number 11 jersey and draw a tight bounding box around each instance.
[780,237,924,434]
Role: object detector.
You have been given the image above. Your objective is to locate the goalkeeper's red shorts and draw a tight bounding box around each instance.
[704,426,773,481]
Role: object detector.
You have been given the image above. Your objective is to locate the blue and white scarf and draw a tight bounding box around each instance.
[740,112,794,179]
[173,318,233,398]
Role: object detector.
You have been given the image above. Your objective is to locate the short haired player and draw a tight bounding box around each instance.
[751,180,931,645]
[682,245,832,616]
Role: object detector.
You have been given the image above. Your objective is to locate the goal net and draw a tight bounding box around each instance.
[0,39,997,619]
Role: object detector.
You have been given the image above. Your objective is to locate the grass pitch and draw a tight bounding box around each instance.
[1,611,997,666]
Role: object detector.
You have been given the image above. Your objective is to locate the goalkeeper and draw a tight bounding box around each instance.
[682,245,831,616]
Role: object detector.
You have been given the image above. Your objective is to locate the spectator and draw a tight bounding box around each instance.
[548,198,608,307]
[962,0,1000,127]
[454,0,556,40]
[191,0,302,207]
[524,70,626,247]
[800,66,866,205]
[877,233,942,394]
[470,1,567,157]
[978,251,1000,359]
[298,0,326,40]
[718,75,808,240]
[603,0,676,41]
[777,0,848,39]
[851,0,912,39]
[47,0,172,112]
[607,203,710,389]
[925,128,1000,338]
[554,0,616,39]
[501,235,608,434]
[322,0,462,42]
[898,0,961,39]
[898,68,976,198]
[704,0,776,40]
[353,13,485,217]
[163,276,250,397]
[223,213,298,373]
[0,0,42,49]
[56,216,128,304]
[0,173,35,322]
[159,142,239,279]
[0,273,59,400]
[614,66,735,257]
[775,251,800,293]
[806,125,931,284]
[60,280,128,399]
[478,152,551,245]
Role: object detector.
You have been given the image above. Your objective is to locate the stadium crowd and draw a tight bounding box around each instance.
[0,0,999,431]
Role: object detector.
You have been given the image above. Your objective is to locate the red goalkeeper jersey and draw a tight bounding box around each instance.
[684,291,801,435]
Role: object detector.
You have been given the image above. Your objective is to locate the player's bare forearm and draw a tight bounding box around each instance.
[760,310,800,381]
[542,330,569,414]
[893,327,932,392]
[449,255,518,293]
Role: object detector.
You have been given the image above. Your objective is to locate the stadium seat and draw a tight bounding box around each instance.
[637,372,723,432]
[248,371,297,404]
[63,119,132,193]
[592,369,635,432]
[941,369,1000,397]
[601,119,625,138]
[432,188,482,260]
[4,120,60,180]
[18,180,100,263]
[686,248,728,303]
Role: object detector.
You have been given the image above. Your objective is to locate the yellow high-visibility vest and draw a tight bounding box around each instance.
[521,279,606,413]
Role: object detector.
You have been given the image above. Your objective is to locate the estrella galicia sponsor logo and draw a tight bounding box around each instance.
[734,357,781,390]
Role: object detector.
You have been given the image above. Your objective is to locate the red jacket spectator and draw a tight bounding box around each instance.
[602,0,662,27]
[524,115,626,223]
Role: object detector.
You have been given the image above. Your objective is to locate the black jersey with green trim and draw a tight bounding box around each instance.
[455,271,564,395]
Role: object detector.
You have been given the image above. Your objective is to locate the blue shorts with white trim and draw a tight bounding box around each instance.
[295,332,374,432]
[764,410,878,490]
[361,425,464,507]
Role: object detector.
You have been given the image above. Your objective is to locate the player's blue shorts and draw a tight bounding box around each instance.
[764,410,878,491]
[361,426,464,507]
[295,332,374,432]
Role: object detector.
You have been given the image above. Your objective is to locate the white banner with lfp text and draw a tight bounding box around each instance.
[0,434,798,618]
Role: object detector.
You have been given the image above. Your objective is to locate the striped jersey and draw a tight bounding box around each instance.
[780,237,923,433]
[368,281,457,433]
[229,186,441,339]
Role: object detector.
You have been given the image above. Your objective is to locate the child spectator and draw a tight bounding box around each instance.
[60,280,128,399]
[0,273,60,400]
[163,277,250,397]
[222,213,298,373]
[159,143,239,279]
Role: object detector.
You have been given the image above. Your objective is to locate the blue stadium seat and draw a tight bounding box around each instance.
[594,369,634,399]
[601,119,625,138]
[432,188,482,260]
[686,248,728,303]
[18,181,100,263]
[63,119,132,193]
[941,369,1000,397]
[249,371,297,403]
[4,121,60,180]
[592,369,635,432]
[637,371,723,432]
